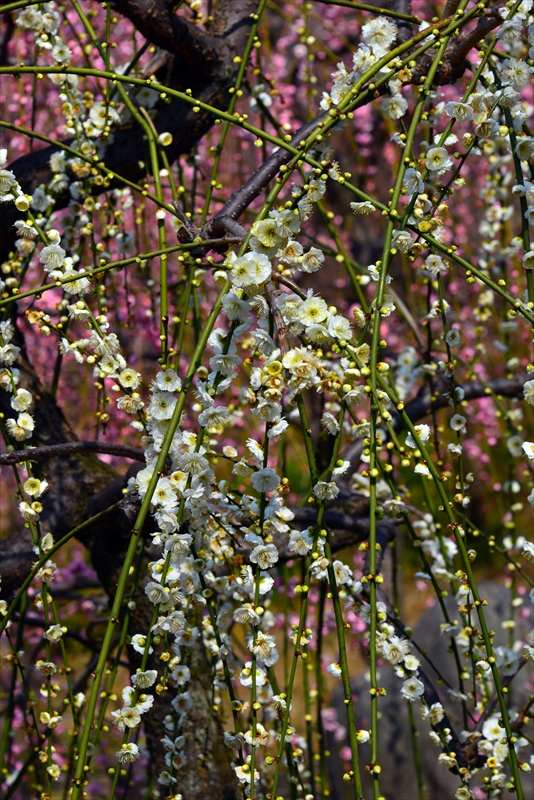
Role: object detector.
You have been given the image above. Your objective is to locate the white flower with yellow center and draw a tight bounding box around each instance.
[198,404,229,429]
[313,481,339,501]
[145,581,170,605]
[392,229,414,252]
[116,743,140,764]
[132,670,157,688]
[350,200,375,215]
[445,102,474,122]
[278,239,303,265]
[327,662,342,678]
[426,146,453,176]
[11,388,32,412]
[361,17,397,56]
[352,45,376,75]
[239,661,267,687]
[273,208,300,238]
[44,624,64,642]
[299,247,324,273]
[424,254,448,275]
[39,243,65,273]
[244,723,269,747]
[24,477,48,497]
[250,217,284,249]
[288,529,313,555]
[118,368,140,390]
[400,676,424,702]
[482,715,505,741]
[298,296,329,325]
[382,94,408,119]
[521,541,534,562]
[501,58,533,91]
[523,379,534,405]
[405,423,430,449]
[148,390,177,421]
[404,168,424,197]
[249,543,279,569]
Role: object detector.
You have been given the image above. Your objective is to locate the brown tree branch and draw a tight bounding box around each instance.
[102,0,224,74]
[402,373,529,424]
[391,0,413,43]
[0,440,145,466]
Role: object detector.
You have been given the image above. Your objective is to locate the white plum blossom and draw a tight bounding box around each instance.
[445,329,461,347]
[116,743,140,764]
[482,715,506,742]
[445,102,474,122]
[424,254,448,275]
[414,463,431,478]
[500,58,533,90]
[326,662,342,678]
[361,18,397,56]
[382,94,408,119]
[401,676,424,702]
[333,560,352,585]
[148,391,177,421]
[250,468,280,493]
[299,247,324,273]
[392,230,414,252]
[249,543,279,569]
[288,529,313,555]
[405,424,430,449]
[145,582,170,605]
[404,168,424,196]
[313,481,340,501]
[450,414,467,434]
[39,243,66,273]
[523,380,534,405]
[153,368,182,392]
[131,670,158,688]
[350,201,376,215]
[382,635,410,665]
[240,661,267,687]
[521,541,534,562]
[516,138,534,161]
[229,251,271,288]
[44,624,64,642]
[131,634,153,655]
[298,296,329,325]
[426,146,453,176]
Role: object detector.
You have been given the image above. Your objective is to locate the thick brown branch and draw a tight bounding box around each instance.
[401,373,529,425]
[0,441,145,466]
[391,0,413,43]
[104,0,223,74]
